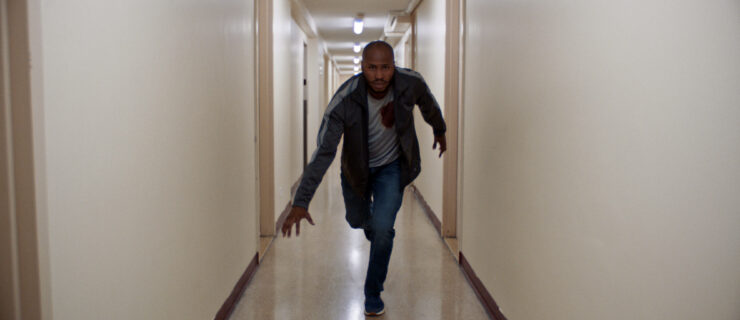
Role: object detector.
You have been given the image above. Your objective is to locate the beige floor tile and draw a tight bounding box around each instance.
[230,174,489,320]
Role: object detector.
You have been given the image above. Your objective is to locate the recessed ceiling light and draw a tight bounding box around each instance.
[354,65,360,72]
[353,14,364,35]
[354,57,360,64]
[353,42,361,53]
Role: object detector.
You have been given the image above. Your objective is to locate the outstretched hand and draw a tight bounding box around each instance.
[433,134,447,158]
[281,206,315,237]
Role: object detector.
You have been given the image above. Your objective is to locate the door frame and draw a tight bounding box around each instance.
[1,2,19,317]
[407,0,463,249]
[453,0,467,252]
[256,0,276,257]
[1,0,48,318]
[442,0,464,253]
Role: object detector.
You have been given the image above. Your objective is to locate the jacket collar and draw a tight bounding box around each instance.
[350,75,369,108]
[392,68,411,96]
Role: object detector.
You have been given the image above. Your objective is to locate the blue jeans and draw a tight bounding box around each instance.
[341,159,404,298]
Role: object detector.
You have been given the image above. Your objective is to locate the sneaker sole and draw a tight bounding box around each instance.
[364,308,385,316]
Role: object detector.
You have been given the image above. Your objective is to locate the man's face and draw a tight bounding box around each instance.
[362,47,395,93]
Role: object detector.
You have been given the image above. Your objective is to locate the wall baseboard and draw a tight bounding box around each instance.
[409,184,442,235]
[217,177,301,318]
[215,252,259,320]
[460,252,507,320]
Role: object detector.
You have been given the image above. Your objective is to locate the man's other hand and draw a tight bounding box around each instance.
[281,206,315,237]
[433,134,447,158]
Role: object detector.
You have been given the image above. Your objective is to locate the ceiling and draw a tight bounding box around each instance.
[301,0,414,74]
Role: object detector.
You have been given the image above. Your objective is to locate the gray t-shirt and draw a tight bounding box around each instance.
[367,92,400,168]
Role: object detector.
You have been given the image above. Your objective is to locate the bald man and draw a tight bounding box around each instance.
[282,40,447,316]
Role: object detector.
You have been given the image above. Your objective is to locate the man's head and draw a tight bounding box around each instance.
[361,40,395,95]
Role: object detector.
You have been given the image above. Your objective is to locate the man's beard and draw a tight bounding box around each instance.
[368,81,390,99]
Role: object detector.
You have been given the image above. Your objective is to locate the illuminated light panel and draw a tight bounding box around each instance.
[353,14,364,35]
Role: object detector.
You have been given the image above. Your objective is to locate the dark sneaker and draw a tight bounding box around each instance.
[364,295,385,316]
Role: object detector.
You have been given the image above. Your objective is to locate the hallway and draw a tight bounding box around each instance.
[3,0,740,319]
[229,168,489,320]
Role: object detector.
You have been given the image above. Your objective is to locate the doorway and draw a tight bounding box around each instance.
[302,41,308,169]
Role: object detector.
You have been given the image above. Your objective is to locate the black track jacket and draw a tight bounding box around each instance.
[292,67,446,210]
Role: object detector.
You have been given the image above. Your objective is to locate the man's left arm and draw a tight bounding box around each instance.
[415,81,447,157]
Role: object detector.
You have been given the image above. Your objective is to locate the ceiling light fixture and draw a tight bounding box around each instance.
[353,14,364,35]
[353,42,361,53]
[354,57,360,64]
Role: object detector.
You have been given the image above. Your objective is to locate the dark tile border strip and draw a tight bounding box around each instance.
[215,252,259,320]
[409,184,442,235]
[460,252,507,320]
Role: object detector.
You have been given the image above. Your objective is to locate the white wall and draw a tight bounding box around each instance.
[305,39,330,210]
[413,0,446,221]
[272,0,305,216]
[273,6,329,213]
[36,1,258,319]
[393,29,412,69]
[461,1,740,319]
[306,39,322,160]
[331,62,342,96]
[325,58,334,106]
[337,74,352,88]
[290,19,305,177]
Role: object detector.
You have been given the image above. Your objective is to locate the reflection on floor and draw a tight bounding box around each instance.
[230,176,489,320]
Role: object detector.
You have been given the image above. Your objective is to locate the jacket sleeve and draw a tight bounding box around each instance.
[292,103,344,209]
[414,79,447,136]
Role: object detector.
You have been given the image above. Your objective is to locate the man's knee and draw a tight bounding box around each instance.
[371,227,395,244]
[345,209,368,229]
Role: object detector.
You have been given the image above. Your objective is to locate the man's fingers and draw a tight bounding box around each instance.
[306,213,315,225]
[281,211,316,238]
[435,137,444,157]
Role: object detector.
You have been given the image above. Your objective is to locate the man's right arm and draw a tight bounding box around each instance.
[291,106,344,209]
